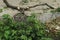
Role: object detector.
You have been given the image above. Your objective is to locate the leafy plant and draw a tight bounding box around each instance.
[0,14,54,40]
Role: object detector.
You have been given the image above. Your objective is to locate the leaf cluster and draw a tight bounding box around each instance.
[0,14,53,40]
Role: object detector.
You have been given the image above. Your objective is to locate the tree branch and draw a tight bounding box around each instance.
[45,3,54,9]
[3,0,54,11]
[3,0,54,10]
[3,0,18,10]
[3,0,55,21]
[28,3,54,9]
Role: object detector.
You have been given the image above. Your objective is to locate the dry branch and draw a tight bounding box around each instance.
[3,0,55,23]
[3,0,54,11]
[28,3,54,9]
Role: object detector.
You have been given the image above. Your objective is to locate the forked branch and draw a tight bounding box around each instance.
[3,0,54,11]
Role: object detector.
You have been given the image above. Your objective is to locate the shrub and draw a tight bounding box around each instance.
[0,14,53,40]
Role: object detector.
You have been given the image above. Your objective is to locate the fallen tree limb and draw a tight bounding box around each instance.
[3,0,54,11]
[3,0,55,21]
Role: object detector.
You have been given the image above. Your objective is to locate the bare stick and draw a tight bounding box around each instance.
[28,3,54,9]
[3,0,54,11]
[45,3,54,9]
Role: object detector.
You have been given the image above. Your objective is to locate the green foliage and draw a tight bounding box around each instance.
[0,7,8,13]
[0,9,3,13]
[51,7,60,13]
[55,7,60,12]
[0,14,53,40]
[22,0,28,3]
[3,6,8,9]
[40,37,53,40]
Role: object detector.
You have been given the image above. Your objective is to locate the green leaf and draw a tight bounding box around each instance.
[4,30,10,39]
[11,30,17,36]
[20,35,27,40]
[28,37,32,40]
